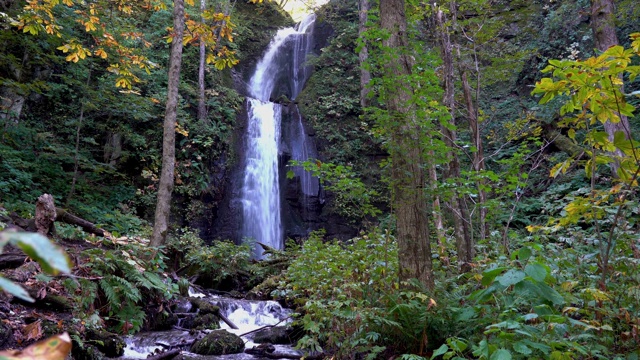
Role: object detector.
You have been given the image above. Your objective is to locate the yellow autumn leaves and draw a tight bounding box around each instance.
[13,0,240,89]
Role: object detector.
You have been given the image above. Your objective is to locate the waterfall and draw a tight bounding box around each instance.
[291,14,316,99]
[241,14,317,258]
[289,106,319,197]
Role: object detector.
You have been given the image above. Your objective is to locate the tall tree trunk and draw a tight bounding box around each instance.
[590,0,630,176]
[197,0,207,122]
[435,7,473,271]
[358,0,371,108]
[380,0,434,289]
[67,67,92,206]
[151,0,185,247]
[460,68,487,241]
[427,148,447,262]
[104,132,122,166]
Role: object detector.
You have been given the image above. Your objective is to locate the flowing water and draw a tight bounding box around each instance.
[241,14,318,258]
[118,294,296,359]
[117,15,319,360]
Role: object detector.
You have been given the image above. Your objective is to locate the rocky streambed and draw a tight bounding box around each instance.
[118,290,302,360]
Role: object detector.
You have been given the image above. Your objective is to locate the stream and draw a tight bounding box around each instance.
[117,291,299,359]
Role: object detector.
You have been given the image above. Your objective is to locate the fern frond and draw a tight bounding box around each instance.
[141,272,166,290]
[99,278,120,305]
[111,276,141,303]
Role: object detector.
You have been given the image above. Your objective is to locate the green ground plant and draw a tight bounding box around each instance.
[67,237,178,334]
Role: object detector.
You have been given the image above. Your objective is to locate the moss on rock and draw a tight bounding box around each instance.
[86,329,126,357]
[190,329,244,355]
[191,313,221,331]
[71,344,106,360]
[191,298,220,315]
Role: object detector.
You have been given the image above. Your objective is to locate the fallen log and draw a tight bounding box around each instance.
[13,286,74,312]
[55,208,105,237]
[6,196,106,238]
[244,348,324,360]
[218,311,238,330]
[0,245,28,270]
[145,349,181,360]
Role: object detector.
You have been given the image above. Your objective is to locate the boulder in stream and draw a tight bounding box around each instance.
[86,329,126,357]
[252,325,294,344]
[190,313,221,330]
[190,329,244,355]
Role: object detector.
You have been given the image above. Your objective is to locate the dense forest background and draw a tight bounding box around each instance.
[1,0,640,358]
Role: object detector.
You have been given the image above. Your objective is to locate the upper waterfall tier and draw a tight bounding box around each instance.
[240,14,318,258]
[248,14,316,101]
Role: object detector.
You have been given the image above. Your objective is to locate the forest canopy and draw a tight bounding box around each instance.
[0,0,639,359]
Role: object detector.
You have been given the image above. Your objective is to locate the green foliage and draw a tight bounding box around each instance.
[71,239,177,334]
[288,160,381,222]
[275,229,397,356]
[296,0,384,214]
[276,230,463,357]
[0,231,71,302]
[171,229,263,291]
[435,234,640,359]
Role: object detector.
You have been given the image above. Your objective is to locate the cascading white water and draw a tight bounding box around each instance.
[289,106,319,197]
[241,14,317,258]
[291,14,316,99]
[241,99,283,258]
[117,294,296,359]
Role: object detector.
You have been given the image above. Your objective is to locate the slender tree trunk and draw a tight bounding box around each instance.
[590,0,629,176]
[67,67,92,206]
[435,7,473,271]
[460,68,487,241]
[151,0,185,247]
[380,0,434,289]
[104,132,122,166]
[197,0,207,122]
[427,148,447,262]
[358,0,371,108]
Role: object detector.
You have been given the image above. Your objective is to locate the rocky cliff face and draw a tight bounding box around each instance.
[203,7,348,245]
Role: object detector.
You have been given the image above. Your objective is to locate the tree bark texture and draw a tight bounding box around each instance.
[103,132,122,165]
[35,194,56,236]
[460,69,487,241]
[67,67,92,206]
[590,0,630,176]
[151,0,185,247]
[435,8,473,271]
[197,0,207,122]
[0,87,25,122]
[380,0,434,289]
[358,0,371,108]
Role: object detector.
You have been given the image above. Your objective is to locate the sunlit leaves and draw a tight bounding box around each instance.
[184,14,238,71]
[0,332,72,360]
[0,231,71,302]
[56,41,91,63]
[94,48,108,59]
[532,33,640,233]
[549,160,571,178]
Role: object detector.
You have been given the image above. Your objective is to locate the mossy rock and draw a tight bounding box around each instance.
[191,313,221,331]
[190,298,220,315]
[71,344,106,360]
[86,329,126,357]
[252,325,293,345]
[190,330,244,355]
[147,310,179,331]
